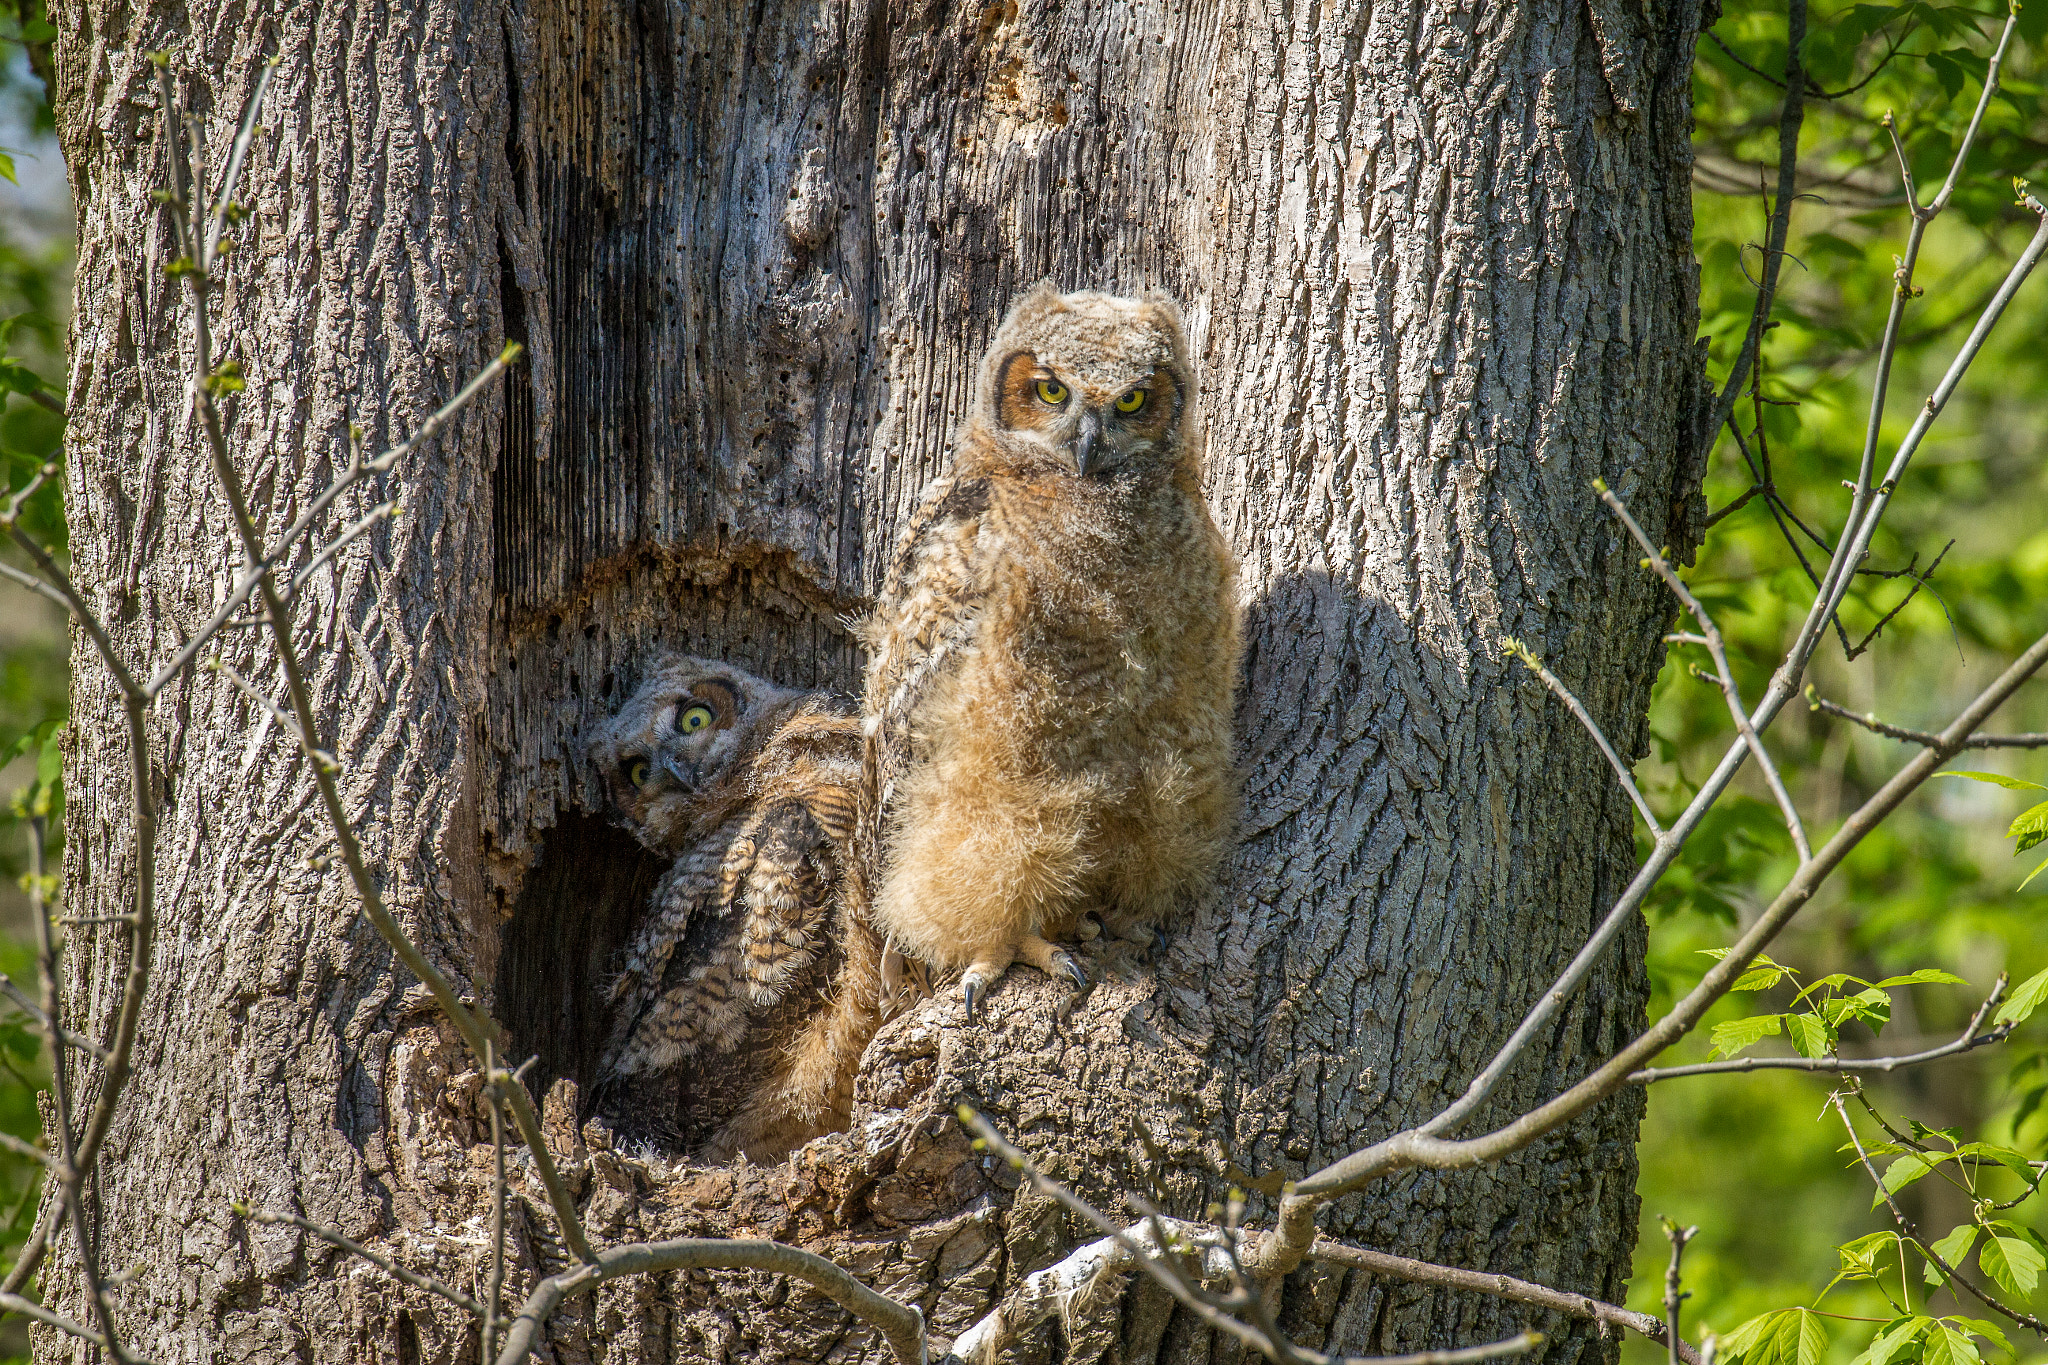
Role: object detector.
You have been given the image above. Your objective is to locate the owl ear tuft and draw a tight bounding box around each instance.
[1139,289,1187,336]
[1002,280,1067,328]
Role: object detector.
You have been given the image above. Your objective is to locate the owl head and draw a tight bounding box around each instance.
[586,655,802,852]
[970,283,1199,482]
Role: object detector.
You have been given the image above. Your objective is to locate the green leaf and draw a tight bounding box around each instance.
[1875,1153,1936,1208]
[1995,967,2048,1027]
[1720,1312,1785,1365]
[1922,1324,1979,1365]
[1851,1317,1930,1365]
[2021,852,2048,891]
[2010,799,2048,855]
[1734,966,1790,992]
[1873,969,1967,989]
[0,150,13,187]
[1954,1143,2037,1184]
[1793,972,1859,1003]
[1937,770,2047,792]
[1787,1011,1835,1058]
[1828,1231,1900,1292]
[1923,1224,1978,1286]
[1795,1310,1827,1365]
[1946,1318,2011,1357]
[1924,50,1966,101]
[1979,1224,2045,1296]
[1710,1013,1785,1059]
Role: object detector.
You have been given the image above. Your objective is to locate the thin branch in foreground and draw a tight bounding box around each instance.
[1663,1219,1698,1365]
[1807,690,2048,749]
[1249,626,2048,1276]
[237,1205,482,1316]
[494,1238,925,1365]
[1341,1336,1544,1365]
[0,1289,143,1360]
[1701,0,1809,448]
[0,973,110,1059]
[1833,1090,2047,1334]
[28,817,130,1363]
[484,1049,507,1362]
[959,1110,1543,1365]
[1599,483,1811,861]
[1502,639,1663,837]
[1308,1242,1700,1365]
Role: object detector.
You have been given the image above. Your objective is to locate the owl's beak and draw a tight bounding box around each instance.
[1072,409,1103,478]
[659,754,698,793]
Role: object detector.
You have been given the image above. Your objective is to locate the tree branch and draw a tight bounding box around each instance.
[1701,0,1809,449]
[29,816,130,1362]
[1599,484,1811,861]
[237,1205,482,1316]
[1309,1241,1700,1365]
[495,1238,927,1365]
[1807,691,2048,749]
[1502,640,1662,837]
[1252,626,2048,1272]
[1834,1091,2047,1334]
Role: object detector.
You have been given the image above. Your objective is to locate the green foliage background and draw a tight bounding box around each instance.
[1621,0,2048,1357]
[1,0,2047,1355]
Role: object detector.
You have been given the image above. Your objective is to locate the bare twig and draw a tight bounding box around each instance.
[1701,0,1809,448]
[237,1205,482,1316]
[1846,539,1953,659]
[484,1048,507,1361]
[1632,977,2010,1085]
[1663,1219,1697,1365]
[1309,1241,1701,1365]
[494,1238,926,1365]
[0,1289,142,1357]
[1807,690,2048,749]
[278,501,398,605]
[1833,1091,2047,1333]
[140,350,515,700]
[0,559,70,613]
[1251,626,2048,1274]
[29,817,129,1362]
[0,973,109,1060]
[1600,484,1810,860]
[153,67,569,1277]
[1503,639,1663,837]
[207,659,333,768]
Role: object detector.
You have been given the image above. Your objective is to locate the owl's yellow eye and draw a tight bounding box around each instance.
[1035,379,1070,405]
[1115,388,1147,414]
[678,704,716,733]
[625,759,651,789]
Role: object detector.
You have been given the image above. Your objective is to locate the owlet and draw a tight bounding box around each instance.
[586,655,885,1161]
[861,284,1240,1015]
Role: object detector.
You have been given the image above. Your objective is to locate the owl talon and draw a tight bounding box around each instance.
[961,974,987,1019]
[1051,950,1088,992]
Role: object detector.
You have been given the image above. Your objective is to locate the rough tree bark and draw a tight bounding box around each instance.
[49,0,1703,1359]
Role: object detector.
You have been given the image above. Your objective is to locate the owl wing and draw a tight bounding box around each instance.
[734,799,839,1006]
[597,826,758,1080]
[861,474,995,826]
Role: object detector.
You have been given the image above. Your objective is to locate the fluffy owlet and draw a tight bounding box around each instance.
[586,655,885,1161]
[861,284,1240,1015]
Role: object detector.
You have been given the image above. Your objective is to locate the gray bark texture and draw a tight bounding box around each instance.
[49,0,1704,1359]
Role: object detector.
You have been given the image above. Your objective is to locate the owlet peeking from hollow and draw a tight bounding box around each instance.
[586,655,885,1161]
[860,283,1241,1015]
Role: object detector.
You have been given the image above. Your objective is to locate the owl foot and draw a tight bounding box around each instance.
[960,934,1089,1018]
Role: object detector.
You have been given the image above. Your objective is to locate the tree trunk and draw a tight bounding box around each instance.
[50,0,1702,1359]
